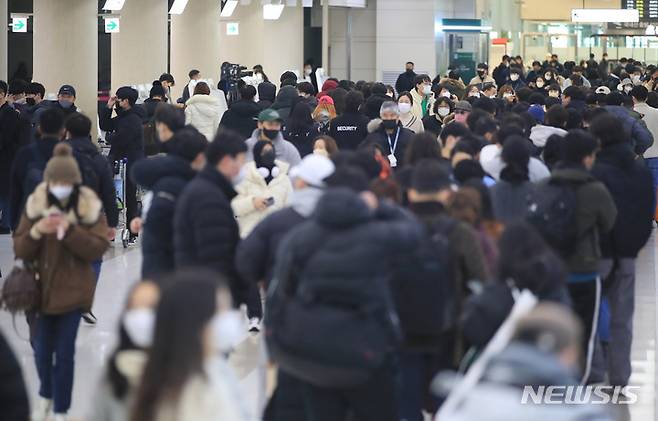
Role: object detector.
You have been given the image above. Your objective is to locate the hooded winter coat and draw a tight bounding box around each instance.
[219,99,260,140]
[245,129,301,167]
[316,80,338,100]
[232,160,293,237]
[529,125,567,148]
[257,82,277,110]
[272,86,299,121]
[13,183,110,314]
[185,94,222,141]
[602,105,654,155]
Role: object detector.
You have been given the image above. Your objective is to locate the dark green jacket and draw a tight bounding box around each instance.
[548,165,617,274]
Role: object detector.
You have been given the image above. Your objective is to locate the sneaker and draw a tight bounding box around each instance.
[82,311,97,325]
[54,414,68,421]
[31,397,52,421]
[248,317,261,333]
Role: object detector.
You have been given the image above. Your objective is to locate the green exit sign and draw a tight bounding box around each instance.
[12,17,27,33]
[104,17,120,33]
[226,22,239,36]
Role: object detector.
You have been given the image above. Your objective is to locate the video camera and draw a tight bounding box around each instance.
[220,62,253,104]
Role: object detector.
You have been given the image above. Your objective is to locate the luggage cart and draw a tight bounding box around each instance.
[113,159,131,248]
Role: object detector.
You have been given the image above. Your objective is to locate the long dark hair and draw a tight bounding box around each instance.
[285,101,314,134]
[499,135,530,184]
[130,271,225,421]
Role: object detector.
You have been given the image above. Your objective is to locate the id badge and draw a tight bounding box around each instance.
[388,153,397,168]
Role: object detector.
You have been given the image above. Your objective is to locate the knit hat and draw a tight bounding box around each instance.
[44,143,82,185]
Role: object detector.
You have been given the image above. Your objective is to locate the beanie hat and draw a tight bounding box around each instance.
[150,80,166,98]
[528,104,545,124]
[44,143,82,185]
[116,86,139,105]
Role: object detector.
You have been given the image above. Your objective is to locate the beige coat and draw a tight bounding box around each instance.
[410,88,435,120]
[232,160,293,237]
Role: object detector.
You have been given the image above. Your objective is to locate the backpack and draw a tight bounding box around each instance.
[526,179,585,258]
[23,145,47,201]
[75,150,101,194]
[392,216,457,338]
[143,119,159,156]
[265,227,394,388]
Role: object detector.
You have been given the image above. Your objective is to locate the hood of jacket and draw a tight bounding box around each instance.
[291,187,324,218]
[131,154,196,189]
[272,86,298,110]
[26,183,102,225]
[185,94,220,117]
[229,99,261,118]
[244,160,290,186]
[321,80,338,92]
[529,125,567,148]
[313,188,372,229]
[258,82,277,102]
[67,137,99,157]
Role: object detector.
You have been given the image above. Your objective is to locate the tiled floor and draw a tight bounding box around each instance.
[0,232,655,420]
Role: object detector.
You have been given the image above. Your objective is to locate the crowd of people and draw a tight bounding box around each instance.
[0,52,656,421]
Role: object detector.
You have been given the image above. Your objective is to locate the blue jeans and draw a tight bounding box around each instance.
[397,352,441,421]
[34,310,82,413]
[91,259,102,285]
[645,157,658,217]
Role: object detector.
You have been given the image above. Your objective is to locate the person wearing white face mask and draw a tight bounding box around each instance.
[409,74,435,120]
[422,97,453,137]
[131,273,250,421]
[90,281,160,421]
[397,92,424,134]
[14,143,110,421]
[174,131,251,307]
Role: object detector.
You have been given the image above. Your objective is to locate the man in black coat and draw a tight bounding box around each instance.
[590,114,654,387]
[174,130,249,304]
[132,126,207,279]
[268,185,421,421]
[99,86,144,242]
[0,81,21,233]
[363,101,414,169]
[395,62,416,95]
[220,85,261,139]
[364,82,393,120]
[329,91,370,150]
[9,108,65,230]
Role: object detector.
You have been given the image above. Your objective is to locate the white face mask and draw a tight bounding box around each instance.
[503,92,513,99]
[304,68,312,77]
[398,102,412,114]
[441,91,451,98]
[544,73,552,80]
[468,91,480,98]
[210,310,244,353]
[624,85,632,94]
[510,74,520,81]
[549,91,560,98]
[437,107,450,117]
[49,185,74,201]
[422,85,432,96]
[536,81,545,88]
[123,308,155,348]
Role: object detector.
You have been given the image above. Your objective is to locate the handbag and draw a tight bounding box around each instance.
[1,259,41,314]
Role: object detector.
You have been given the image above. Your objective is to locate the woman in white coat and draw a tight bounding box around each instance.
[184,82,221,141]
[232,140,293,238]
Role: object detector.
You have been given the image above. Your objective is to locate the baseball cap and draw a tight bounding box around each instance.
[411,159,452,193]
[289,154,335,187]
[595,86,611,95]
[258,108,283,122]
[455,100,472,112]
[58,85,76,97]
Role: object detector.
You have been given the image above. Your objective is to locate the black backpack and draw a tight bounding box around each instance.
[143,119,159,156]
[391,216,457,338]
[265,227,395,388]
[23,145,47,201]
[526,179,586,258]
[74,150,101,194]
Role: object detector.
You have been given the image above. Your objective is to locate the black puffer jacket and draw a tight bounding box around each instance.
[592,143,654,258]
[133,154,195,279]
[257,82,277,110]
[0,103,21,197]
[271,86,299,121]
[174,166,248,303]
[99,107,145,161]
[219,99,260,140]
[67,137,119,228]
[140,98,165,122]
[275,188,421,349]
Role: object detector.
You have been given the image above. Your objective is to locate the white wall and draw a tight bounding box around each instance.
[218,4,304,86]
[376,0,435,81]
[330,2,377,81]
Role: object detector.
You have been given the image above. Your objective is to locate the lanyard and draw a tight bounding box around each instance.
[387,127,400,155]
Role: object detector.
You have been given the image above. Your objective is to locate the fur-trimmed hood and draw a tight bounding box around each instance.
[26,183,102,225]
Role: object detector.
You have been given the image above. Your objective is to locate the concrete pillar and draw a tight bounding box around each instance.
[111,0,168,92]
[33,0,97,130]
[322,0,329,70]
[0,0,6,81]
[170,0,221,100]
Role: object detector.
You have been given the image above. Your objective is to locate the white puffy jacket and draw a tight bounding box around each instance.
[232,160,293,237]
[185,94,222,141]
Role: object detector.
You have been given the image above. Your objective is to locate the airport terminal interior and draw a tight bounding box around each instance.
[2,0,658,420]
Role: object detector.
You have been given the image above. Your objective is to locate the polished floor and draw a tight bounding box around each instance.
[0,232,656,421]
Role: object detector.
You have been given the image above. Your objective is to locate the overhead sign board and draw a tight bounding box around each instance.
[12,17,27,33]
[623,0,658,21]
[571,8,639,23]
[104,17,120,33]
[226,22,239,36]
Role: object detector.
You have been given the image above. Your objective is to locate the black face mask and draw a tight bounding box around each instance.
[115,104,125,115]
[26,98,36,106]
[382,120,398,130]
[406,68,414,74]
[257,149,276,169]
[477,70,485,76]
[263,129,279,141]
